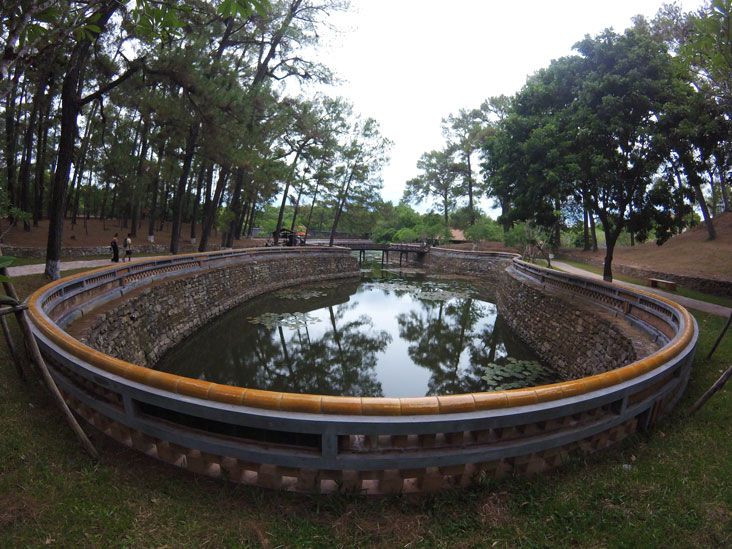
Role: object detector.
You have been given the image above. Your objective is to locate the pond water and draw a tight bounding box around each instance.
[155,255,559,398]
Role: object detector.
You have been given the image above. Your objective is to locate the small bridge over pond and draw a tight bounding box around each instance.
[304,240,430,265]
[335,240,430,266]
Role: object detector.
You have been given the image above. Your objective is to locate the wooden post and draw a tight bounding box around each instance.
[1,306,26,379]
[706,311,732,360]
[690,363,732,415]
[0,249,99,459]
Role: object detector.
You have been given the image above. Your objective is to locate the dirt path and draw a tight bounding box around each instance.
[553,260,731,317]
[7,258,119,277]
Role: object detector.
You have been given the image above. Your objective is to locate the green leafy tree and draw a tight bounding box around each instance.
[328,117,391,246]
[464,217,503,243]
[403,147,461,230]
[441,108,489,226]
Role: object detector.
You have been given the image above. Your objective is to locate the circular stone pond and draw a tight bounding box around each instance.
[26,247,698,494]
[155,263,558,398]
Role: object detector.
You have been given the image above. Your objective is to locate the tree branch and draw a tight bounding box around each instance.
[78,58,145,107]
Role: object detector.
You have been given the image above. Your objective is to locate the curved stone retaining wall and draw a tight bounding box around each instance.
[497,267,642,380]
[75,250,358,367]
[26,248,698,494]
[425,247,517,279]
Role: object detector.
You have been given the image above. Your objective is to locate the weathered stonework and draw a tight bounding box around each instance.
[424,248,515,282]
[421,248,655,380]
[26,246,697,493]
[75,253,358,367]
[75,246,655,384]
[496,267,644,380]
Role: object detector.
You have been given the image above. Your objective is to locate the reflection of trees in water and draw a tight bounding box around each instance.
[256,303,389,396]
[156,283,389,397]
[397,297,540,395]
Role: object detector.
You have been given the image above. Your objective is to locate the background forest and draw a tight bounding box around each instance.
[1,0,731,282]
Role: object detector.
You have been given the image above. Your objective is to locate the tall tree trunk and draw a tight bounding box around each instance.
[712,166,730,213]
[147,140,165,243]
[583,206,590,251]
[246,196,257,237]
[159,179,168,231]
[289,185,303,232]
[33,82,54,226]
[589,213,598,251]
[500,199,511,233]
[274,144,306,245]
[4,70,21,209]
[99,179,111,220]
[18,69,49,230]
[130,119,149,239]
[242,202,251,240]
[329,158,361,246]
[120,116,143,231]
[466,154,475,226]
[109,183,119,221]
[67,102,97,225]
[198,166,229,252]
[44,0,119,279]
[225,167,245,248]
[304,175,324,244]
[600,219,621,282]
[190,162,205,242]
[170,123,199,254]
[693,183,716,240]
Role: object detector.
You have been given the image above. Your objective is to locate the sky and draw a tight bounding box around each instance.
[304,0,694,212]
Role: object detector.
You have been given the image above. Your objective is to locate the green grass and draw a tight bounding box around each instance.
[4,253,163,268]
[558,259,732,309]
[1,273,731,547]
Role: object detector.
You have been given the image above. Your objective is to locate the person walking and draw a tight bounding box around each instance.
[111,233,119,262]
[123,233,133,262]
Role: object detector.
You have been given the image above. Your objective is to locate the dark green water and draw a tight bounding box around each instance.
[155,257,557,398]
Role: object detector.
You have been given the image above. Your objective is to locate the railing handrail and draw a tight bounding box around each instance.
[26,248,697,417]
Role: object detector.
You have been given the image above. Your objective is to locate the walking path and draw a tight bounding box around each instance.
[7,256,730,318]
[7,258,118,277]
[553,260,732,318]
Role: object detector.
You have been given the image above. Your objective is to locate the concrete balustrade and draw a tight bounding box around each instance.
[26,247,697,493]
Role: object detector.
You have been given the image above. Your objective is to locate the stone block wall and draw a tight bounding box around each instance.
[423,248,642,379]
[496,268,639,380]
[79,253,358,367]
[424,248,515,282]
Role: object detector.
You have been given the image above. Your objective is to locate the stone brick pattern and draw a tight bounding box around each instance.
[424,248,515,281]
[81,253,358,367]
[496,268,638,379]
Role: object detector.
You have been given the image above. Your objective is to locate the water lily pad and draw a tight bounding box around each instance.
[248,311,321,329]
[481,358,557,391]
[274,288,328,300]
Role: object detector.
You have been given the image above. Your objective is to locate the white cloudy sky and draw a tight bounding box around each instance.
[302,0,694,211]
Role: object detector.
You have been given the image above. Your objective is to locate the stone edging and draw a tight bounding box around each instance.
[27,248,697,416]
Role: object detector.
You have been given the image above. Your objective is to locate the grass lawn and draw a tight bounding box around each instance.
[1,273,731,547]
[2,253,164,268]
[558,259,732,309]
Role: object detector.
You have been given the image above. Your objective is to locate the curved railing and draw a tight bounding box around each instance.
[25,248,698,493]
